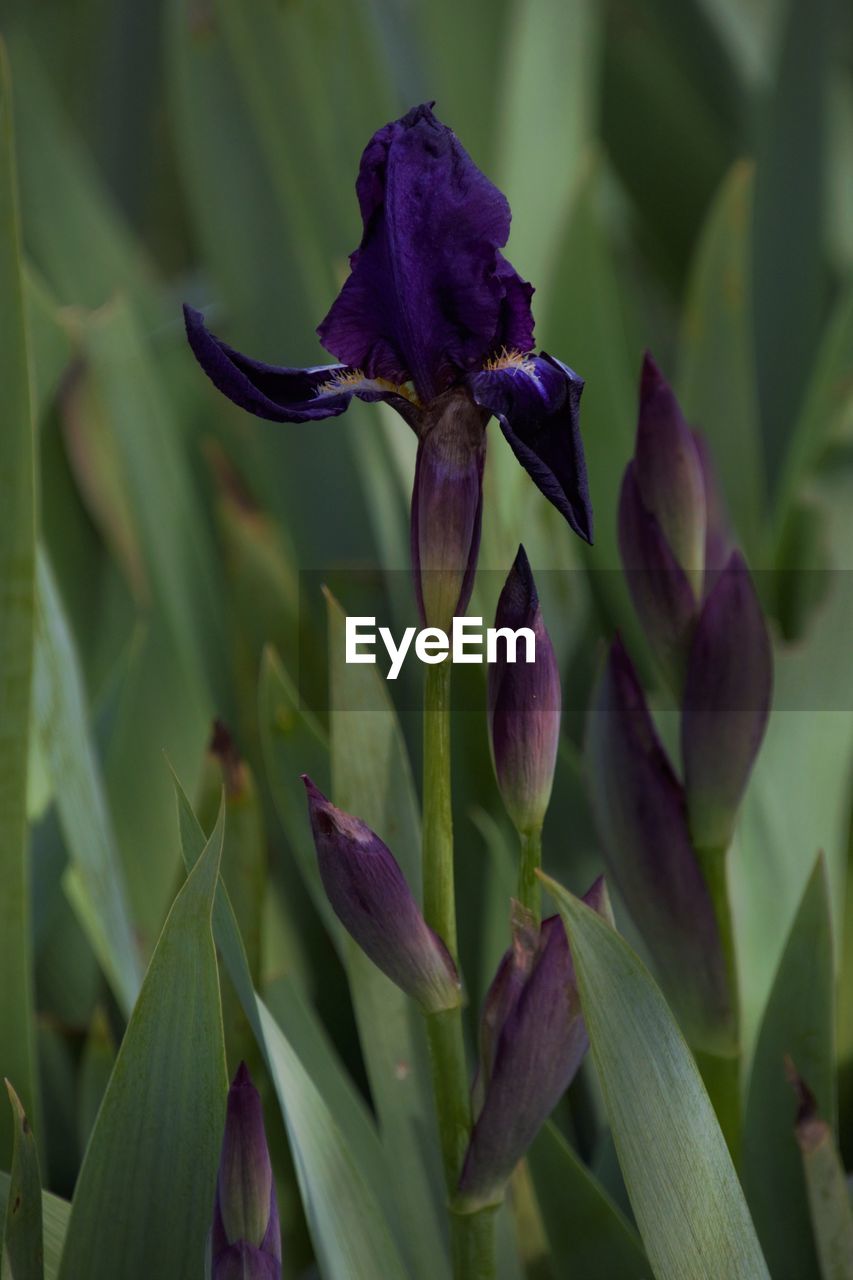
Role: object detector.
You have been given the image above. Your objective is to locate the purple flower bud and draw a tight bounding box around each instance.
[634,354,707,596]
[211,1063,281,1280]
[410,388,486,630]
[691,431,732,578]
[456,880,610,1212]
[214,1242,281,1280]
[585,638,735,1053]
[619,355,709,684]
[302,777,461,1012]
[488,547,561,835]
[681,551,772,852]
[618,463,698,688]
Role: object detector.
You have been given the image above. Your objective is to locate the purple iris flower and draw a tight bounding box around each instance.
[184,104,592,625]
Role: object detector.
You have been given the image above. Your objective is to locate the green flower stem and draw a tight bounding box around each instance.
[423,660,496,1280]
[695,843,742,1164]
[517,827,543,925]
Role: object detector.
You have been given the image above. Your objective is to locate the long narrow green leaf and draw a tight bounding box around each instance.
[326,591,447,1278]
[743,856,835,1280]
[57,808,227,1280]
[752,0,830,488]
[258,999,410,1280]
[32,548,141,1015]
[0,1181,66,1280]
[1,1082,43,1280]
[542,164,642,638]
[172,771,405,1266]
[793,1086,853,1280]
[544,875,770,1280]
[81,300,223,700]
[678,160,764,557]
[257,646,338,942]
[495,0,601,295]
[775,283,853,536]
[4,33,161,323]
[528,1122,650,1278]
[0,38,37,1158]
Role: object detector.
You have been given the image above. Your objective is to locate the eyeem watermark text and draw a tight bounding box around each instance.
[346,616,535,680]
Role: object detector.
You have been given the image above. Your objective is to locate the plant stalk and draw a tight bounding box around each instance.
[517,827,543,925]
[423,660,496,1280]
[695,843,742,1164]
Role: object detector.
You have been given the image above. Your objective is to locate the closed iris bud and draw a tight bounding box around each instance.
[681,550,772,853]
[585,637,735,1054]
[210,1063,281,1280]
[411,388,487,632]
[456,879,611,1213]
[302,777,461,1013]
[488,546,561,837]
[619,354,708,687]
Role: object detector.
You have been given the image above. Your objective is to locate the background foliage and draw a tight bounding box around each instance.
[1,0,852,1276]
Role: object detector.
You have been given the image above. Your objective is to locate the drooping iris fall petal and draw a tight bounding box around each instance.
[183,305,419,426]
[468,355,592,542]
[302,777,461,1013]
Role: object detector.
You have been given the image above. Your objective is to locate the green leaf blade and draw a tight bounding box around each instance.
[56,809,228,1280]
[2,1082,43,1280]
[544,876,770,1280]
[743,856,836,1280]
[0,37,38,1158]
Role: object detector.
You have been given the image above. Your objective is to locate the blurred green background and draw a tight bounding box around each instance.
[2,0,853,1273]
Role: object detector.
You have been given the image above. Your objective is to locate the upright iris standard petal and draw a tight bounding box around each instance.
[468,355,592,542]
[183,305,420,426]
[681,551,773,852]
[317,103,534,403]
[211,1063,281,1280]
[634,353,707,597]
[302,777,461,1012]
[618,462,698,690]
[488,546,561,835]
[585,638,735,1054]
[410,388,486,630]
[456,880,610,1213]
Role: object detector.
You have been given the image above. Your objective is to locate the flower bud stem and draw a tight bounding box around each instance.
[695,843,742,1164]
[423,661,496,1279]
[517,828,543,926]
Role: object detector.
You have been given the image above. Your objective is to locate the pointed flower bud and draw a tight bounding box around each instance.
[634,354,707,594]
[488,546,561,835]
[456,879,610,1213]
[411,388,486,631]
[619,355,708,686]
[211,1063,281,1280]
[585,638,735,1053]
[302,777,461,1012]
[681,551,772,852]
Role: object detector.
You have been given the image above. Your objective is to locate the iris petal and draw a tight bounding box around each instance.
[184,305,418,425]
[317,103,534,402]
[468,354,593,542]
